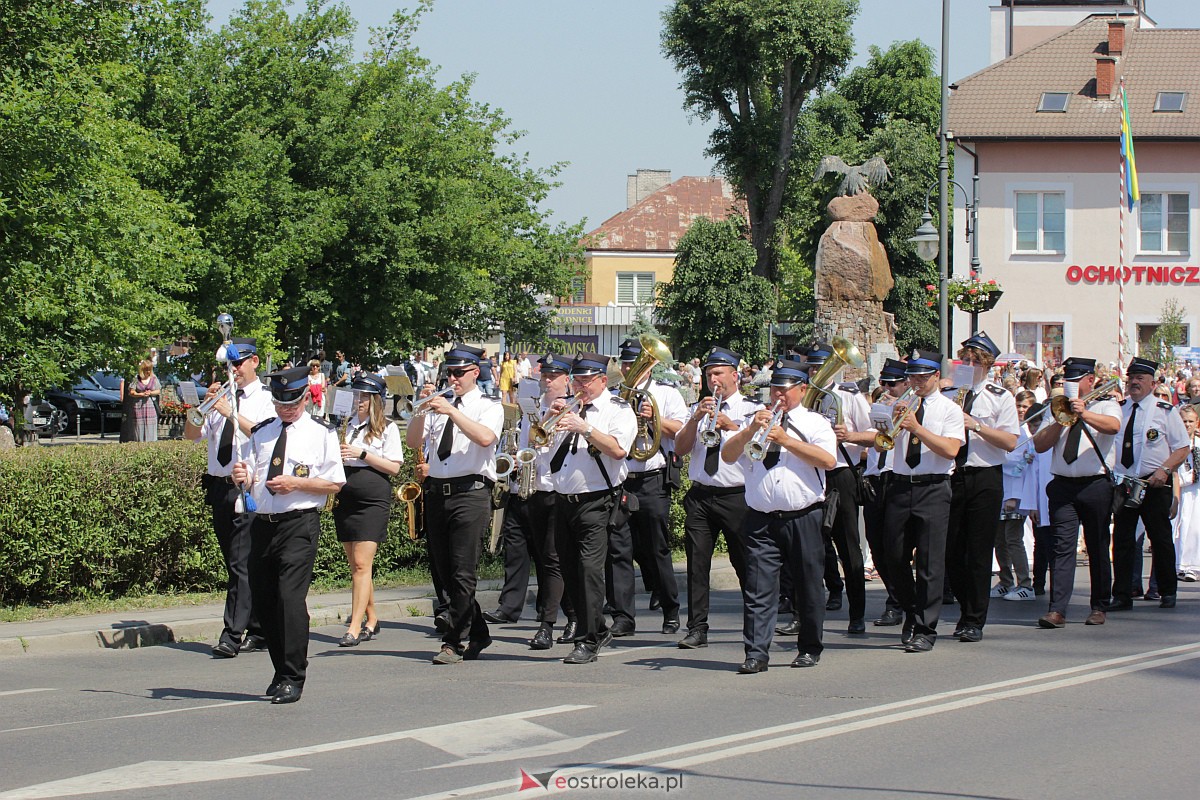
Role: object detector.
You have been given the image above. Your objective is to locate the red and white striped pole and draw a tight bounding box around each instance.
[1118,152,1127,371]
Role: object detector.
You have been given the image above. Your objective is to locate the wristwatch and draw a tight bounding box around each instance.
[972,421,982,433]
[583,423,594,438]
[359,449,368,460]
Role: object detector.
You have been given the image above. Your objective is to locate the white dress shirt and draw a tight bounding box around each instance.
[548,393,637,495]
[890,390,966,477]
[685,393,763,487]
[627,380,690,472]
[342,416,405,468]
[811,384,872,468]
[743,407,836,514]
[1114,398,1189,478]
[199,378,275,477]
[420,387,505,481]
[949,380,1020,468]
[1045,398,1121,478]
[244,414,346,515]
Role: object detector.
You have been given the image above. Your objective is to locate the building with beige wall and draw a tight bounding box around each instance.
[948,7,1199,366]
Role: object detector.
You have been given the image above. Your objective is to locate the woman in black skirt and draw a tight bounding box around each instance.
[335,373,404,646]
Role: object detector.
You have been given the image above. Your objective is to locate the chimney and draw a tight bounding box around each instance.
[626,169,672,208]
[1108,20,1126,56]
[1096,56,1116,99]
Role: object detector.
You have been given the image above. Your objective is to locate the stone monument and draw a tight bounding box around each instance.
[812,156,899,380]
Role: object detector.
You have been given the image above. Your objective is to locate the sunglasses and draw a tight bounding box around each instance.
[230,357,251,368]
[447,367,476,378]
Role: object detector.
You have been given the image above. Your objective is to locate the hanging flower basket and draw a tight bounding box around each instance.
[925,274,1004,314]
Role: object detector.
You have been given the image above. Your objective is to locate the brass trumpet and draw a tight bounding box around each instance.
[529,393,584,447]
[1048,378,1120,427]
[619,334,674,461]
[874,388,921,451]
[745,400,785,462]
[801,336,865,425]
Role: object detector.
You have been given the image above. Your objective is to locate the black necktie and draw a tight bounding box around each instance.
[550,405,590,472]
[265,421,289,495]
[1121,403,1138,469]
[436,398,461,461]
[955,389,977,468]
[703,402,723,476]
[216,389,245,466]
[878,446,888,470]
[905,404,925,468]
[763,413,787,469]
[1063,421,1084,464]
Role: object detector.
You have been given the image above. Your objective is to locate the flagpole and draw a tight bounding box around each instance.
[1119,154,1127,372]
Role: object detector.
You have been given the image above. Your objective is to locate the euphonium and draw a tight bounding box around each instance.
[620,334,673,461]
[801,336,866,426]
[745,400,785,462]
[404,387,454,417]
[529,393,584,447]
[1049,378,1121,427]
[187,378,236,427]
[874,387,921,451]
[697,390,724,448]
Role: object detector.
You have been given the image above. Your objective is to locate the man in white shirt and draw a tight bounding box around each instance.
[1032,356,1121,628]
[879,350,965,653]
[722,359,837,673]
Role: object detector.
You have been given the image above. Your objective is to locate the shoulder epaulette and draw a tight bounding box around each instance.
[1158,401,1175,412]
[1119,398,1129,407]
[250,417,277,434]
[837,382,860,394]
[611,395,630,407]
[315,416,337,430]
[986,383,1007,396]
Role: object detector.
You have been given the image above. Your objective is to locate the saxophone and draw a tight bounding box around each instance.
[324,415,352,512]
[395,444,424,540]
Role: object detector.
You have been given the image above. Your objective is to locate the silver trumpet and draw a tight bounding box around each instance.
[697,391,724,448]
[745,400,785,462]
[187,378,235,427]
[404,387,454,417]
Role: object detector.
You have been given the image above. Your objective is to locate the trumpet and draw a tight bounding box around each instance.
[404,386,454,417]
[1048,378,1121,427]
[874,388,921,451]
[745,400,785,462]
[697,391,724,448]
[529,393,585,447]
[619,334,673,461]
[187,379,236,427]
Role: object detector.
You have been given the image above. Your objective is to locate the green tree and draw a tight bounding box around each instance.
[1149,298,1187,363]
[662,0,858,281]
[656,217,774,363]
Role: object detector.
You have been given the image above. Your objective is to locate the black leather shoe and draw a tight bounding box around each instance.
[905,634,935,653]
[609,619,636,637]
[942,591,956,605]
[1159,595,1177,608]
[557,620,578,643]
[825,593,843,611]
[1103,599,1134,612]
[901,618,916,646]
[482,608,518,624]
[360,623,380,641]
[602,602,615,615]
[239,636,268,653]
[951,625,966,639]
[847,619,866,635]
[678,630,708,649]
[775,618,801,636]
[1131,586,1144,598]
[434,612,451,633]
[211,641,238,659]
[958,626,983,643]
[648,591,661,611]
[463,637,492,660]
[791,652,820,668]
[661,617,680,635]
[265,679,281,697]
[270,683,302,704]
[1145,590,1162,602]
[563,644,597,664]
[874,608,903,626]
[338,630,362,647]
[738,658,768,674]
[529,624,553,650]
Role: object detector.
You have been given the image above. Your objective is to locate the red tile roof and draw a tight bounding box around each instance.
[585,176,746,252]
[949,15,1200,139]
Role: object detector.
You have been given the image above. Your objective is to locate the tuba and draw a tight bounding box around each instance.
[619,334,673,461]
[801,337,865,426]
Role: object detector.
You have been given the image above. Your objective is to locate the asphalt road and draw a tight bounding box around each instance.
[1,581,1198,800]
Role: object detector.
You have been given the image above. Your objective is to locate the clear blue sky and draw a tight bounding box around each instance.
[203,1,1196,231]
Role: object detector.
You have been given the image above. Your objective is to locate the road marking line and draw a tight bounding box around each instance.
[0,701,256,735]
[406,641,1200,800]
[0,689,55,698]
[0,761,304,800]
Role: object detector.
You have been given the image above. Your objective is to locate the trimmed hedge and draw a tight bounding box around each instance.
[0,441,694,606]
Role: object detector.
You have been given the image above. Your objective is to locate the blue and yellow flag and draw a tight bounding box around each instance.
[1120,84,1139,210]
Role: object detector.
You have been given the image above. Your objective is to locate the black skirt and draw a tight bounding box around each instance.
[333,465,392,542]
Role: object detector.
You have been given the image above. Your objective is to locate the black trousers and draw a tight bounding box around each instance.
[683,485,748,633]
[606,508,637,627]
[625,471,680,618]
[823,467,866,621]
[1112,482,1177,602]
[555,492,614,647]
[248,510,320,686]
[862,474,901,615]
[881,478,952,638]
[424,483,491,648]
[741,505,825,661]
[495,492,571,623]
[206,477,263,646]
[1046,475,1113,615]
[947,465,1004,628]
[1032,524,1052,592]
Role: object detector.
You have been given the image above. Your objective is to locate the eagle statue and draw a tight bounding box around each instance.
[812,156,891,197]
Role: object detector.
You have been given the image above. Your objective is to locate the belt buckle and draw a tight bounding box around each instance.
[441,483,453,497]
[567,493,580,503]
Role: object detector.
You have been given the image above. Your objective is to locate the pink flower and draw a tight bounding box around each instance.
[925,284,935,291]
[970,270,977,277]
[926,301,934,307]
[988,280,997,285]
[968,288,978,295]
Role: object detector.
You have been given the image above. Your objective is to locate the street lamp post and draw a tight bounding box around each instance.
[909,178,980,338]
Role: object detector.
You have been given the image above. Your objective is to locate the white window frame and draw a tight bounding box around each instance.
[1137,187,1192,257]
[1012,190,1067,255]
[616,272,656,305]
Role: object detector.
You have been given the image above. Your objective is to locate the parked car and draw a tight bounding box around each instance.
[45,377,124,435]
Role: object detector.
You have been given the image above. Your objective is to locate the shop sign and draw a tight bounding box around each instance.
[1065,265,1200,285]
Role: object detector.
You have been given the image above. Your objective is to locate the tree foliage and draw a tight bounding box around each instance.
[1149,298,1187,362]
[662,0,858,281]
[656,217,774,363]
